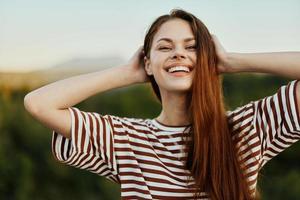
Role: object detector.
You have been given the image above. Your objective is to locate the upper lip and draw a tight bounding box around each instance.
[165,63,193,71]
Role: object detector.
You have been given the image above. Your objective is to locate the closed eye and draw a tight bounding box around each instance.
[159,47,171,50]
[158,46,196,51]
[187,46,196,50]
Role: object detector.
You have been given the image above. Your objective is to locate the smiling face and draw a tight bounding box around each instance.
[144,18,197,94]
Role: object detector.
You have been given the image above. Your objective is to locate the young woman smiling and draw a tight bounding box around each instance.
[24,9,300,200]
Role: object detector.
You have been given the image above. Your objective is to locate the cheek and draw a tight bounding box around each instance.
[150,54,164,70]
[191,53,197,62]
[150,52,162,61]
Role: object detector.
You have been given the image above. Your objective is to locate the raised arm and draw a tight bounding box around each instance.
[225,52,300,79]
[211,34,300,116]
[24,46,148,138]
[211,35,300,79]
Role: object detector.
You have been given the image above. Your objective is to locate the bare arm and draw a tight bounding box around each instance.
[227,52,300,119]
[226,52,300,79]
[226,52,300,114]
[211,35,300,118]
[24,46,148,138]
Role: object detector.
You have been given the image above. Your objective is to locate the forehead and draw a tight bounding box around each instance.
[153,18,195,43]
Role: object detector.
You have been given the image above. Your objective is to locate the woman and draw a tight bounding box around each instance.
[24,9,300,200]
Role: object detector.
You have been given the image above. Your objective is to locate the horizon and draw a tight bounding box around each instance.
[1,0,299,72]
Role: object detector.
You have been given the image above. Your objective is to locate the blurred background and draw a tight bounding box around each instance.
[0,0,300,199]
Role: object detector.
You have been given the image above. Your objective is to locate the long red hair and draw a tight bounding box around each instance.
[143,9,255,200]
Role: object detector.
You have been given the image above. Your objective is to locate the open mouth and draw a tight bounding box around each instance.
[165,65,193,76]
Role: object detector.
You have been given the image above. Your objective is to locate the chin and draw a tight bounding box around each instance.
[166,85,192,93]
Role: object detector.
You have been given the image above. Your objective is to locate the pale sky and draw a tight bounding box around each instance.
[0,0,299,72]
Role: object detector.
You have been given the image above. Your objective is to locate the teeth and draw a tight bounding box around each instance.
[167,66,190,73]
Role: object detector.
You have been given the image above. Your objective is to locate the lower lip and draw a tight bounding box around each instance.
[167,71,191,77]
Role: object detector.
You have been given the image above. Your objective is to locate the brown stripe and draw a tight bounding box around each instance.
[121,187,151,195]
[238,139,260,158]
[86,113,94,154]
[241,158,259,172]
[119,164,190,183]
[152,193,208,200]
[279,85,300,139]
[89,113,97,153]
[114,128,189,150]
[61,137,66,160]
[71,108,79,152]
[231,120,252,138]
[83,156,101,171]
[256,100,267,155]
[114,141,185,162]
[240,149,260,166]
[66,138,71,158]
[117,154,186,171]
[80,111,87,153]
[94,113,101,154]
[293,80,300,127]
[75,153,93,168]
[52,132,58,160]
[263,96,273,142]
[230,109,254,130]
[67,151,82,166]
[66,110,88,167]
[270,96,278,141]
[121,195,150,200]
[108,116,115,172]
[277,86,294,137]
[228,103,253,122]
[91,158,116,178]
[100,115,107,163]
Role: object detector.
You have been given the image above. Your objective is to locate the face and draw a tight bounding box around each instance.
[144,18,197,93]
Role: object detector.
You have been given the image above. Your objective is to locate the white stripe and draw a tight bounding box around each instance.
[118,156,187,173]
[55,134,63,161]
[150,189,205,197]
[121,191,152,199]
[82,112,91,153]
[281,86,295,134]
[105,117,113,170]
[77,153,94,169]
[63,137,70,160]
[118,175,147,183]
[290,81,300,130]
[97,114,106,168]
[120,167,193,185]
[115,145,185,165]
[76,108,83,153]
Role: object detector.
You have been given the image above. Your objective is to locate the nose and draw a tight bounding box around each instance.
[171,47,186,60]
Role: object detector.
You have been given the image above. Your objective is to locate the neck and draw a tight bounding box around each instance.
[156,91,191,126]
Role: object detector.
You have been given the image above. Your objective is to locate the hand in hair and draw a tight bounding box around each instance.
[126,46,150,83]
[211,34,235,74]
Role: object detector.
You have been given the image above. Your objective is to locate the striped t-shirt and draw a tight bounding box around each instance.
[52,80,300,199]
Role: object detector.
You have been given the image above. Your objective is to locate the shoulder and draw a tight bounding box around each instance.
[225,101,257,138]
[107,114,157,131]
[68,107,155,130]
[226,101,255,125]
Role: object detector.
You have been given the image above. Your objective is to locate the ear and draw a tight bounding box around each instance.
[144,56,153,75]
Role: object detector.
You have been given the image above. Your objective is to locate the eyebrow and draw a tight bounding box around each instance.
[156,37,195,43]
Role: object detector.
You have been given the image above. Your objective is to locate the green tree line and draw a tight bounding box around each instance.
[0,74,299,199]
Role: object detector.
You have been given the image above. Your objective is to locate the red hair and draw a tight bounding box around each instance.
[143,9,255,200]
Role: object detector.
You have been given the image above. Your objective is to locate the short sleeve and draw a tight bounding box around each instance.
[253,80,300,167]
[51,107,123,184]
[228,80,300,169]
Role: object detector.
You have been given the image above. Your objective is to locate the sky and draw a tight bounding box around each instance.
[0,0,299,72]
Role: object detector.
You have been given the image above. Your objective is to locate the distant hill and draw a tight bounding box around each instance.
[0,56,125,91]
